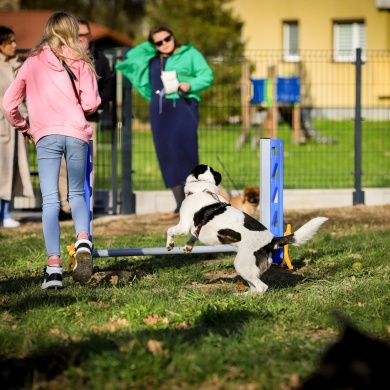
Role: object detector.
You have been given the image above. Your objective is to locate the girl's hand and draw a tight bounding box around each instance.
[22,132,33,144]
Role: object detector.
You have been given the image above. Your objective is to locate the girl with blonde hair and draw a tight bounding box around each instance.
[2,11,101,289]
[29,11,96,75]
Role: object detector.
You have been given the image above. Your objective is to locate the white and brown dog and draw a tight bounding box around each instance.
[166,164,328,294]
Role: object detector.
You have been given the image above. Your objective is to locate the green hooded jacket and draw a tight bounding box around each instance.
[115,41,214,102]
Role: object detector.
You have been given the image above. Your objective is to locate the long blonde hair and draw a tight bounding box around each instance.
[29,11,97,76]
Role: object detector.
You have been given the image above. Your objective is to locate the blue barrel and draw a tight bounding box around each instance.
[250,78,266,104]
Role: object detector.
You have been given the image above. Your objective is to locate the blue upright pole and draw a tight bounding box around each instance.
[260,138,284,264]
[84,140,93,241]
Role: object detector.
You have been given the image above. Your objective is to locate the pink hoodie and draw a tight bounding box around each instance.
[2,45,101,143]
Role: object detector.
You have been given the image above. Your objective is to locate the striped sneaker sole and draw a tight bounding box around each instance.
[72,250,93,283]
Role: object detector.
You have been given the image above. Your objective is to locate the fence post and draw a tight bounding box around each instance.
[121,47,136,214]
[111,56,118,215]
[353,48,365,205]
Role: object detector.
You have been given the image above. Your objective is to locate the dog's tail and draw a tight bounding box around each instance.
[272,217,328,248]
[291,217,328,246]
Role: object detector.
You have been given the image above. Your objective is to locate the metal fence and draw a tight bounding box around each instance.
[16,49,390,212]
[129,49,390,190]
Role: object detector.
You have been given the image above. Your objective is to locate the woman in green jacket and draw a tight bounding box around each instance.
[116,25,214,218]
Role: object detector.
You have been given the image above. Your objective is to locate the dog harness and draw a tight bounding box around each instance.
[193,191,230,238]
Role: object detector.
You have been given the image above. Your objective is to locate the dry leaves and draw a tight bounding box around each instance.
[147,339,170,358]
[147,339,166,356]
[175,322,190,329]
[110,275,119,285]
[143,313,169,325]
[49,327,69,340]
[143,312,189,329]
[0,310,15,325]
[91,316,129,333]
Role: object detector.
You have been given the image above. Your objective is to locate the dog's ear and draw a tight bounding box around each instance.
[210,166,222,186]
[191,164,208,179]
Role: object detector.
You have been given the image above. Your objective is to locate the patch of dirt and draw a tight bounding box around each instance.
[89,204,390,236]
[284,204,390,231]
[15,204,390,236]
[92,213,177,236]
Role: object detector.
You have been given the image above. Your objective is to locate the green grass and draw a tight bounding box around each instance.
[1,209,389,389]
[27,119,390,192]
[129,118,390,190]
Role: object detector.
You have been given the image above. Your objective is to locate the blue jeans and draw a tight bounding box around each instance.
[0,199,12,222]
[36,135,89,257]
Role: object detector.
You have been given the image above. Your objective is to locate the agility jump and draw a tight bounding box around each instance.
[78,139,288,265]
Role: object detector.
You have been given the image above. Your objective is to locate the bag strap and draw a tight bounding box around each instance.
[62,60,82,105]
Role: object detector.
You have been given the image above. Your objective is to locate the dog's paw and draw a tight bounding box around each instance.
[183,245,193,253]
[166,243,174,251]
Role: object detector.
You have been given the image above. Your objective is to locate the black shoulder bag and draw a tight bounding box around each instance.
[62,60,82,105]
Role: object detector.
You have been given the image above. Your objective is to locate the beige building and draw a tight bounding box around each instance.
[231,0,390,117]
[232,0,390,53]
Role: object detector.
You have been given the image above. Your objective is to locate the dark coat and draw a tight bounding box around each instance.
[86,45,114,122]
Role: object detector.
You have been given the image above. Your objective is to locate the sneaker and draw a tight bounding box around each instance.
[72,239,93,283]
[42,265,63,290]
[3,218,20,228]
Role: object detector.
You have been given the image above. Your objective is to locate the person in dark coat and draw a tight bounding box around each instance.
[58,19,114,220]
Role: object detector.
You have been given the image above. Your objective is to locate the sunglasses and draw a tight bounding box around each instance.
[154,35,172,47]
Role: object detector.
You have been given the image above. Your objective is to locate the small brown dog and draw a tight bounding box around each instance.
[219,186,260,218]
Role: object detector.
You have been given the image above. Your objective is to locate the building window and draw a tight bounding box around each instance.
[334,21,366,62]
[283,21,300,62]
[376,0,390,10]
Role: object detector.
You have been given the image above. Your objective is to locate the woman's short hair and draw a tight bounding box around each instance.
[0,26,15,45]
